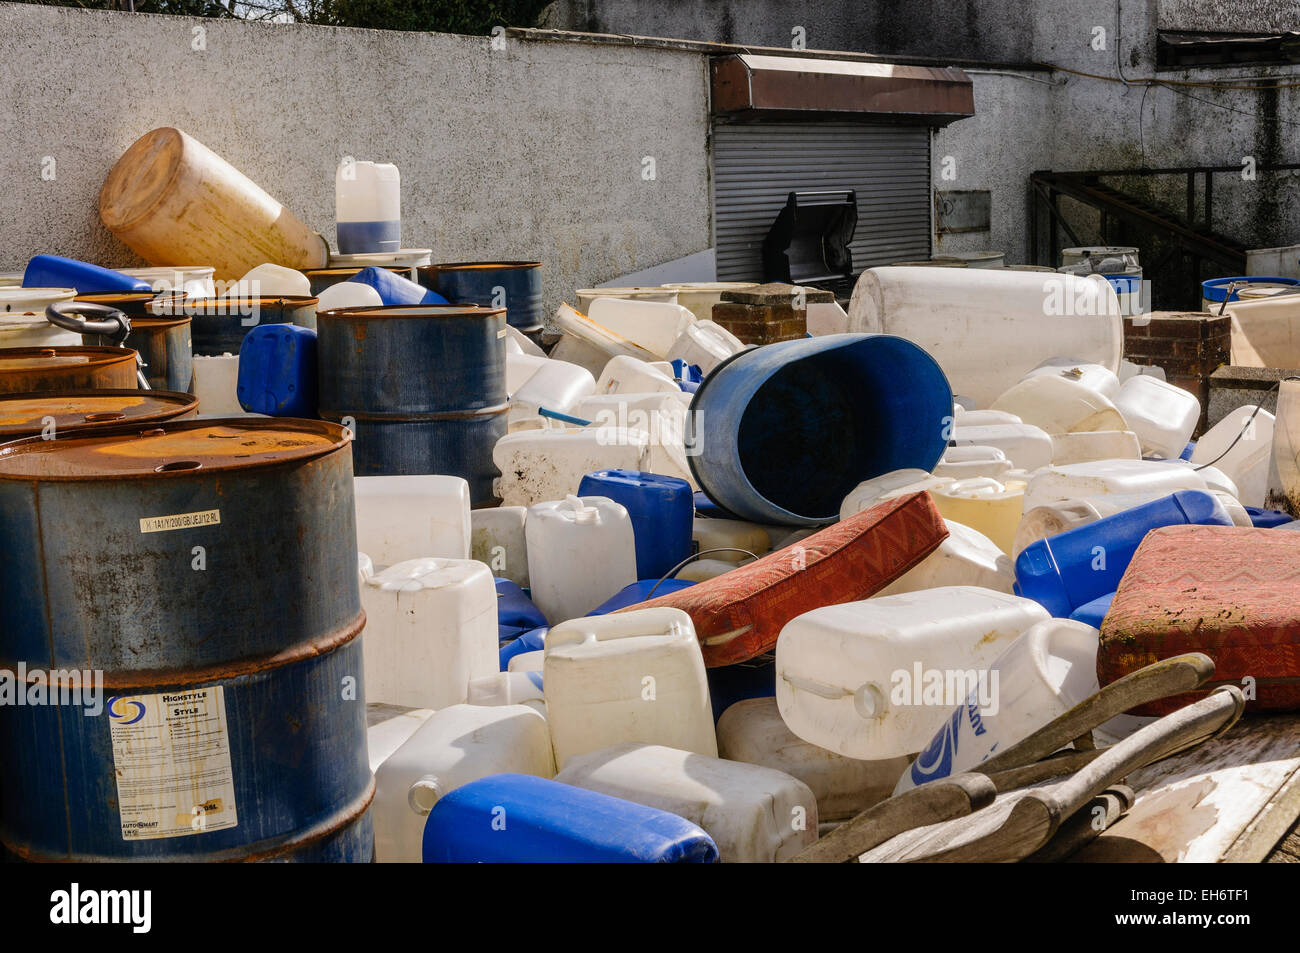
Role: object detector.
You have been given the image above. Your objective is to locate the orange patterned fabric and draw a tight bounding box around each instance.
[620,491,949,667]
[1100,525,1300,715]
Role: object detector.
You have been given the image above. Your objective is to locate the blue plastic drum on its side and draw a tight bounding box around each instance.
[577,469,695,580]
[686,333,953,527]
[418,262,544,337]
[23,255,154,294]
[316,304,508,503]
[422,774,718,863]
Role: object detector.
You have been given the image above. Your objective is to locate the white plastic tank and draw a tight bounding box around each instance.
[372,703,553,862]
[716,697,911,821]
[658,281,756,321]
[366,704,435,773]
[572,391,690,437]
[953,408,1024,426]
[192,353,244,415]
[360,557,499,709]
[119,265,216,298]
[989,374,1127,434]
[933,445,1012,481]
[665,319,745,373]
[554,743,817,863]
[544,607,716,767]
[775,586,1050,760]
[950,422,1054,470]
[894,619,1100,793]
[692,516,771,563]
[1191,407,1274,508]
[505,351,549,392]
[1050,430,1142,465]
[493,423,652,507]
[587,297,695,358]
[595,355,682,396]
[929,477,1026,555]
[470,504,529,587]
[467,671,546,715]
[574,287,679,312]
[353,474,471,568]
[675,557,745,582]
[336,159,401,255]
[0,288,80,348]
[525,496,637,624]
[847,267,1122,408]
[873,519,1014,596]
[1112,375,1201,459]
[550,303,662,377]
[508,358,596,424]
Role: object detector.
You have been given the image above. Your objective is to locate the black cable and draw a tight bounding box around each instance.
[1193,376,1300,472]
[644,547,762,600]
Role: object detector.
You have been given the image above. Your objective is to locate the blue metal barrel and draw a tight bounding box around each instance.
[304,267,410,297]
[0,418,373,861]
[176,295,318,356]
[316,304,507,503]
[686,333,952,526]
[77,295,194,393]
[418,262,544,337]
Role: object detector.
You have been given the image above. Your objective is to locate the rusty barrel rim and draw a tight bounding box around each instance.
[156,294,319,316]
[0,388,198,439]
[76,290,190,320]
[418,261,541,276]
[0,344,140,372]
[318,303,505,321]
[0,415,352,481]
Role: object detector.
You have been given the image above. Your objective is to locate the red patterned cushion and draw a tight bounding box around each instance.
[620,491,949,667]
[1100,525,1300,715]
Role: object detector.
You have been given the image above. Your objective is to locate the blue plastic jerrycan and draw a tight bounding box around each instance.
[1245,506,1294,528]
[495,578,548,644]
[422,773,719,863]
[23,255,153,294]
[236,323,318,417]
[1069,591,1115,629]
[587,578,695,615]
[1015,489,1232,618]
[577,469,694,580]
[499,625,547,671]
[346,266,448,306]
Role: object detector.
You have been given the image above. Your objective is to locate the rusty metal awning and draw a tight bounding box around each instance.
[711,54,974,125]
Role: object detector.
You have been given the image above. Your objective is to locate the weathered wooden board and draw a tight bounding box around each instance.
[1070,714,1300,863]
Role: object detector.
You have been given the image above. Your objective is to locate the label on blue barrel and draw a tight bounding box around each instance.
[108,687,238,840]
[139,509,221,534]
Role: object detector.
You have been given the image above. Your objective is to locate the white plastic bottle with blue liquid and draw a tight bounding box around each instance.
[336,158,401,254]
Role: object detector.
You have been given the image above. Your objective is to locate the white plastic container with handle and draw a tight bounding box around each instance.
[336,159,401,255]
[587,297,695,358]
[353,474,471,568]
[665,319,744,373]
[1113,375,1201,459]
[893,619,1101,793]
[1190,406,1275,508]
[544,607,716,767]
[989,373,1128,434]
[525,495,637,624]
[775,586,1050,760]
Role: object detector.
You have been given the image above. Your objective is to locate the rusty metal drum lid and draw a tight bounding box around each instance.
[0,416,351,479]
[0,389,198,439]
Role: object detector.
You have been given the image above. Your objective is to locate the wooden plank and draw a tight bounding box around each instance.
[1070,714,1300,863]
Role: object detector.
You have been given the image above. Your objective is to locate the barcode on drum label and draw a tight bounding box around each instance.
[139,509,221,533]
[109,687,239,840]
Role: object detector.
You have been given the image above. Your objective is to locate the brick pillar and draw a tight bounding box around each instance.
[1122,311,1231,436]
[711,283,831,345]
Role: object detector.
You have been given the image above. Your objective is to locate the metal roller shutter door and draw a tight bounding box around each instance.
[712,122,932,283]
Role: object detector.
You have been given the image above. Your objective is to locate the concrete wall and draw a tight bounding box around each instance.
[0,3,711,317]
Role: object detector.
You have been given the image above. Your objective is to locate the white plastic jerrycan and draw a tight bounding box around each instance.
[933,445,1013,481]
[717,697,911,822]
[508,650,545,673]
[894,619,1100,793]
[336,159,401,254]
[839,468,953,520]
[508,358,596,425]
[990,373,1128,434]
[554,742,817,863]
[493,423,652,507]
[372,703,553,863]
[1022,458,1228,513]
[192,353,243,415]
[950,422,1054,471]
[1050,430,1141,465]
[525,495,637,624]
[873,519,1014,596]
[1113,375,1201,459]
[224,262,312,298]
[505,351,549,392]
[692,516,771,563]
[353,474,471,568]
[467,671,546,715]
[360,558,499,709]
[544,607,717,768]
[316,279,384,312]
[595,354,683,396]
[775,586,1050,760]
[470,504,529,586]
[1020,358,1121,400]
[929,477,1026,555]
[665,319,744,373]
[1190,406,1275,508]
[587,297,696,358]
